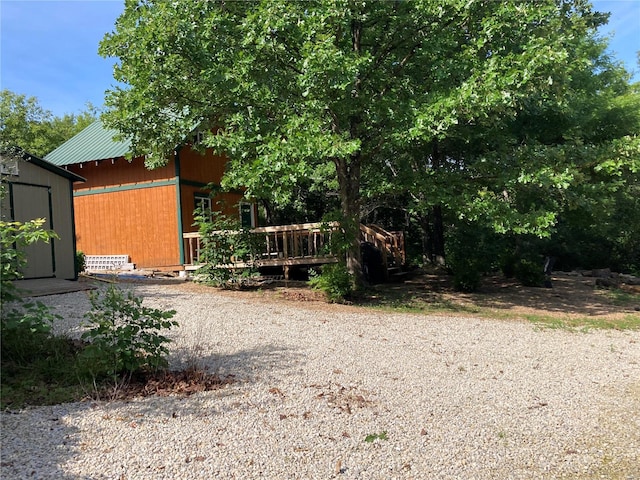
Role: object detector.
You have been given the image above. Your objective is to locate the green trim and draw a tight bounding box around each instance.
[175,150,185,265]
[47,187,56,276]
[69,179,79,279]
[73,178,178,196]
[179,178,244,196]
[180,179,215,189]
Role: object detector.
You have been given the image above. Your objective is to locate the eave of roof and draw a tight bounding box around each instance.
[44,120,132,166]
[1,146,86,182]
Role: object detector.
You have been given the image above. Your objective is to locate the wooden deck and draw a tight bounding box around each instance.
[183,222,405,279]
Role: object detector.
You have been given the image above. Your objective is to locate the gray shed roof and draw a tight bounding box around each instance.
[45,120,131,166]
[1,146,85,182]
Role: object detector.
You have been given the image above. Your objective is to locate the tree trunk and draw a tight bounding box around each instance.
[430,205,446,265]
[329,14,364,285]
[335,155,363,284]
[429,140,446,265]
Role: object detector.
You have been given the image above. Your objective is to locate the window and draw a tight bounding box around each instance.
[192,131,205,145]
[194,194,212,218]
[239,202,256,229]
[0,156,19,176]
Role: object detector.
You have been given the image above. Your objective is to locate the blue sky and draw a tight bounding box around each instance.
[1,0,639,118]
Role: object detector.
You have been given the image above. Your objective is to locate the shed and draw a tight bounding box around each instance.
[1,147,85,280]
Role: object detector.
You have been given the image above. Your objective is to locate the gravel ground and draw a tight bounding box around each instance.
[2,282,639,479]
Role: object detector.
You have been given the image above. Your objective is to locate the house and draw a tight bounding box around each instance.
[1,147,85,280]
[44,121,254,271]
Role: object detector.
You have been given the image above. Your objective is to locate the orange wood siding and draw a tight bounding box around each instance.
[180,185,244,233]
[178,146,226,184]
[178,146,244,233]
[68,156,175,191]
[74,185,180,268]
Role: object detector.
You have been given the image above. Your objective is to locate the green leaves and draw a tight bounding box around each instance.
[0,201,61,364]
[0,90,97,157]
[99,0,639,273]
[80,285,178,378]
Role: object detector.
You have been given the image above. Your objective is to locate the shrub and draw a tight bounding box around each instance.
[79,284,178,381]
[1,212,60,364]
[445,221,502,292]
[193,207,263,287]
[75,250,86,274]
[309,263,354,302]
[514,258,545,287]
[451,259,482,293]
[1,299,60,364]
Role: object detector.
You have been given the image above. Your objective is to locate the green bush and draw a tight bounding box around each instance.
[514,258,545,287]
[79,284,178,380]
[451,259,482,293]
[75,250,86,274]
[193,207,263,287]
[1,211,61,364]
[445,221,503,292]
[1,300,60,364]
[309,263,354,302]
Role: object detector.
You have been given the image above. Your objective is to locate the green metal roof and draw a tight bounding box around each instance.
[44,120,132,166]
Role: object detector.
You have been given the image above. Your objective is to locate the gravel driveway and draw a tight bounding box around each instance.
[2,282,639,479]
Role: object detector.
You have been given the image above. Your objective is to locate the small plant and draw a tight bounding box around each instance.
[193,206,263,287]
[1,211,61,363]
[1,299,61,364]
[514,258,545,287]
[75,250,86,274]
[364,431,388,443]
[79,284,178,387]
[309,263,354,302]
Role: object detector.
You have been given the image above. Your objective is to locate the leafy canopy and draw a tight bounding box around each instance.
[99,0,639,277]
[0,89,97,157]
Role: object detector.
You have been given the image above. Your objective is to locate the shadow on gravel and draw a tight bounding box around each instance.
[1,404,94,479]
[102,343,305,418]
[0,343,304,478]
[177,343,303,376]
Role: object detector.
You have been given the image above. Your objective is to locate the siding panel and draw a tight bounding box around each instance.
[180,185,244,233]
[179,147,226,184]
[74,185,180,268]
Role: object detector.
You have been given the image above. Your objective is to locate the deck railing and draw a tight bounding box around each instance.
[183,222,340,270]
[360,224,406,272]
[183,222,405,276]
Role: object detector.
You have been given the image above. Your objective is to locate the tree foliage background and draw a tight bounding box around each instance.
[0,89,97,158]
[98,0,640,281]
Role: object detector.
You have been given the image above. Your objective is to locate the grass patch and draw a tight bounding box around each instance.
[597,287,640,306]
[527,314,640,331]
[364,431,388,442]
[355,276,640,331]
[1,336,87,410]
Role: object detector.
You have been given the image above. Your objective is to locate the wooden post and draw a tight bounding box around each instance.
[283,231,288,258]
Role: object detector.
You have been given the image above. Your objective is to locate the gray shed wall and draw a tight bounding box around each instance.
[1,159,77,279]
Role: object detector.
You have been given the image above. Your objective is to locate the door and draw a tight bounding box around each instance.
[11,183,55,278]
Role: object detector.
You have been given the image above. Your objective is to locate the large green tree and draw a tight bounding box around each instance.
[99,0,630,278]
[0,90,96,157]
[368,31,640,266]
